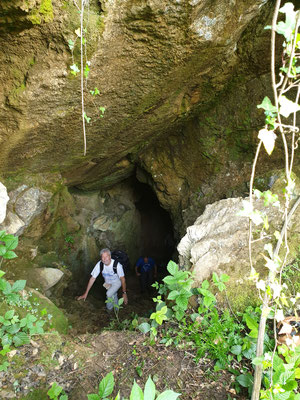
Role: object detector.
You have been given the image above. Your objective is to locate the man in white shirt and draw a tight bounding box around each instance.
[77,248,128,311]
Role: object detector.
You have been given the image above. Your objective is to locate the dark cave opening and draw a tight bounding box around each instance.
[133,179,176,270]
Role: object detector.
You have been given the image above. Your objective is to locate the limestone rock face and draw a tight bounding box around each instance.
[178,185,300,297]
[0,0,271,189]
[32,267,64,291]
[0,185,52,235]
[0,182,9,224]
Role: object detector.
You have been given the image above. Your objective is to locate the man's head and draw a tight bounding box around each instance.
[100,248,111,265]
[143,256,149,263]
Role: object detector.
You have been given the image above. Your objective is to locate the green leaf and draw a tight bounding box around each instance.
[175,295,189,310]
[68,39,74,50]
[144,376,155,400]
[13,331,30,347]
[279,96,300,118]
[0,269,5,278]
[130,380,144,400]
[5,310,14,320]
[244,314,258,331]
[12,280,26,292]
[275,391,292,400]
[84,112,91,123]
[70,64,80,75]
[167,261,178,276]
[1,334,12,347]
[156,390,181,400]
[257,96,277,113]
[138,322,151,334]
[48,382,63,399]
[87,395,100,400]
[231,345,242,356]
[3,235,18,250]
[0,278,6,291]
[84,64,90,79]
[0,361,9,371]
[236,373,253,388]
[3,281,12,294]
[201,280,209,290]
[0,245,7,256]
[167,290,179,300]
[295,368,300,379]
[98,371,114,398]
[6,323,20,335]
[220,274,229,282]
[3,250,17,259]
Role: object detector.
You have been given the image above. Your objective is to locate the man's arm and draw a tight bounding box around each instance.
[120,276,128,305]
[135,265,141,276]
[77,276,96,301]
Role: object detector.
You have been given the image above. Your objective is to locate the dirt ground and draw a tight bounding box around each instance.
[1,329,247,400]
[1,275,249,399]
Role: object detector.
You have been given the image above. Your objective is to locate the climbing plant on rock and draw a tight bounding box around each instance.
[69,0,105,155]
[239,2,300,399]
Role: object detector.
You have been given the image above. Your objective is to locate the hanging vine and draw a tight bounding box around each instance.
[69,0,105,156]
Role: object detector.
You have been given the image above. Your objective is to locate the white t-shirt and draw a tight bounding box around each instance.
[91,259,124,284]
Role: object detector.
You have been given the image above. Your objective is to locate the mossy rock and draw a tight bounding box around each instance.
[0,286,69,334]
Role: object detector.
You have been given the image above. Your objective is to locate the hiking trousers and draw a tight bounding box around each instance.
[106,280,122,310]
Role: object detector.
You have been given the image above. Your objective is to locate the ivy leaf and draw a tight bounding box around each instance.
[70,64,80,76]
[258,129,276,155]
[68,39,74,50]
[257,97,277,113]
[75,28,81,37]
[279,96,300,118]
[84,64,90,79]
[84,112,91,123]
[277,3,297,40]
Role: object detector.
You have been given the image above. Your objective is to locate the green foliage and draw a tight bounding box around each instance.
[0,231,52,375]
[87,373,181,400]
[105,297,124,324]
[0,230,18,261]
[47,382,68,400]
[259,345,300,399]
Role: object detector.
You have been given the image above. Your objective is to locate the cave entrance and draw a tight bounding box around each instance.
[59,177,176,333]
[133,179,175,271]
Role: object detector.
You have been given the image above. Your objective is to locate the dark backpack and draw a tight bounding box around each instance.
[100,250,130,275]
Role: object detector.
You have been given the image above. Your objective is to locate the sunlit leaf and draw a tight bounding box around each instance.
[258,129,276,155]
[279,96,300,118]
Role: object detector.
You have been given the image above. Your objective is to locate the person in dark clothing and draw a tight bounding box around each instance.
[135,256,157,294]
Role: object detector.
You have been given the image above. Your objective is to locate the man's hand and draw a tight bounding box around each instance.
[123,292,128,305]
[77,293,87,301]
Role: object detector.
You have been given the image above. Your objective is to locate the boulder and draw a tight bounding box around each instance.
[0,182,9,224]
[178,192,300,309]
[0,185,52,235]
[32,267,64,291]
